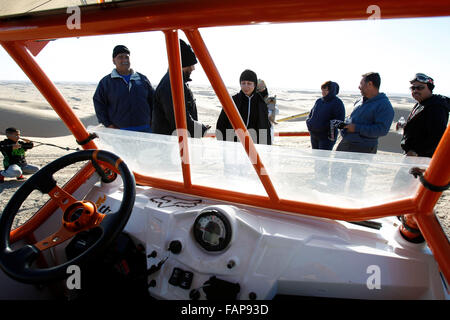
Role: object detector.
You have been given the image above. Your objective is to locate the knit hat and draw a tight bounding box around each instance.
[112,45,130,58]
[180,40,197,67]
[239,69,257,86]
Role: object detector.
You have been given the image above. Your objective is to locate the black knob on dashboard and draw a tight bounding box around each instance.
[168,240,182,254]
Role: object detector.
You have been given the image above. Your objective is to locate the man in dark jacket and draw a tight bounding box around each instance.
[400,73,450,157]
[306,81,345,150]
[0,127,39,182]
[216,69,272,145]
[152,40,210,138]
[93,45,155,133]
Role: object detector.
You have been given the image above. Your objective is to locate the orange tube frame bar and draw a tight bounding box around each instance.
[164,30,192,188]
[0,41,97,150]
[184,28,279,202]
[1,1,450,41]
[1,0,449,283]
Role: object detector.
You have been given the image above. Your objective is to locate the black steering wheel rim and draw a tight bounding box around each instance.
[0,149,135,284]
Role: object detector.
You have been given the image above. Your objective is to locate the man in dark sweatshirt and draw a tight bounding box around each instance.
[400,73,450,158]
[152,39,210,138]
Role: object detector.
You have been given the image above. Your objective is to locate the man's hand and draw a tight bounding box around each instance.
[12,142,21,150]
[344,123,356,133]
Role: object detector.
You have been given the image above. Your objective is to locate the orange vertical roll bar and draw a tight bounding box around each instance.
[164,30,192,188]
[415,213,450,284]
[415,126,450,214]
[413,125,450,283]
[0,41,97,150]
[184,28,280,203]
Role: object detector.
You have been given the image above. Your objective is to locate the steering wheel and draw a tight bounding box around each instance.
[0,150,135,284]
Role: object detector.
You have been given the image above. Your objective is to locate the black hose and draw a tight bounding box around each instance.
[31,140,80,151]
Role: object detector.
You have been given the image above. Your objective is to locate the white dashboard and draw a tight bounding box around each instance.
[84,182,447,300]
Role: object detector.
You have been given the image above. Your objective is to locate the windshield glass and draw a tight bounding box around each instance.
[91,126,430,209]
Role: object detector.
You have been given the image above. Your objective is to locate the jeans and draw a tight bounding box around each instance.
[310,134,335,151]
[0,163,40,178]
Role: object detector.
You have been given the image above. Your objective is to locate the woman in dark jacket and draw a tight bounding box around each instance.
[306,81,345,150]
[216,69,272,145]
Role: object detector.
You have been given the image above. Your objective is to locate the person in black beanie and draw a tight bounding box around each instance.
[152,39,210,138]
[216,69,272,145]
[93,44,155,132]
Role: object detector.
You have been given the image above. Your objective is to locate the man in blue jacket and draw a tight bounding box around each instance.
[338,72,394,154]
[331,72,394,193]
[93,45,155,133]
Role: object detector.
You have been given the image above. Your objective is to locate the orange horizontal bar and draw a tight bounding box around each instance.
[1,0,450,41]
[275,131,310,137]
[135,173,416,221]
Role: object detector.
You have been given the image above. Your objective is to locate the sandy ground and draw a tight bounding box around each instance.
[0,81,448,238]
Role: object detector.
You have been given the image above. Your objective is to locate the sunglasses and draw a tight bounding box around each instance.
[410,85,426,91]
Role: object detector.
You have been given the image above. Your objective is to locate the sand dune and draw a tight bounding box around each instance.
[0,103,98,137]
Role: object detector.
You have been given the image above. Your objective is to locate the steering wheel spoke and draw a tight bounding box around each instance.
[34,225,79,251]
[34,198,105,251]
[48,185,79,212]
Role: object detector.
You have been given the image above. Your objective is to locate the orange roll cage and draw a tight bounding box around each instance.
[0,0,449,283]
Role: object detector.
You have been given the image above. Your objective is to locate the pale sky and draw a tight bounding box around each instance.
[1,16,450,96]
